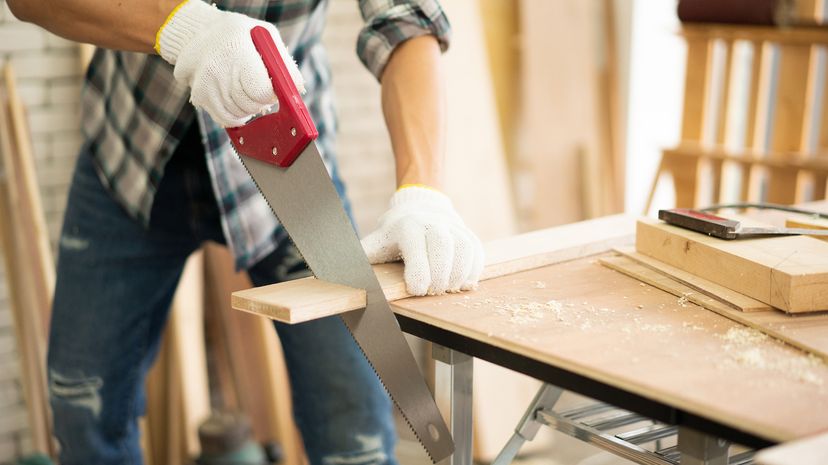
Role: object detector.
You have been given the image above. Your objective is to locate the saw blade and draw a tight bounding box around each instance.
[237,143,454,462]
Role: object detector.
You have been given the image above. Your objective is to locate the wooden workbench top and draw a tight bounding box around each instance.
[391,256,828,444]
[232,211,828,446]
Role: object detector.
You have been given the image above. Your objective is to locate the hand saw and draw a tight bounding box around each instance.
[659,208,828,239]
[225,26,453,462]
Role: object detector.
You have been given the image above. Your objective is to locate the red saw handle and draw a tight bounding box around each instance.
[226,26,318,168]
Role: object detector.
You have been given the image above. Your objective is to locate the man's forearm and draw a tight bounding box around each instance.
[7,0,179,53]
[380,35,446,189]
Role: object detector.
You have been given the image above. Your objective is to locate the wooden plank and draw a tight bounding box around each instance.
[520,0,614,225]
[663,36,715,208]
[390,257,828,443]
[145,252,210,465]
[756,431,828,465]
[681,24,828,46]
[664,146,828,172]
[442,0,517,241]
[768,44,811,204]
[232,215,636,324]
[232,278,366,324]
[613,246,772,312]
[0,81,53,455]
[203,244,305,465]
[169,251,210,459]
[786,216,828,241]
[599,255,737,314]
[743,40,773,202]
[792,0,824,25]
[636,218,828,313]
[599,254,828,363]
[711,39,736,204]
[4,64,54,338]
[681,39,714,142]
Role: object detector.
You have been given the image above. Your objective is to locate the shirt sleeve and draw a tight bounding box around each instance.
[356,0,452,80]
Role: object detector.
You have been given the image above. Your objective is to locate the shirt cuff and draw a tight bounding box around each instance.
[357,0,452,80]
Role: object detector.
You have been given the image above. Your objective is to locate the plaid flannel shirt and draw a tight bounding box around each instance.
[81,0,450,269]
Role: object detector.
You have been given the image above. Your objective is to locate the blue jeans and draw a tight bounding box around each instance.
[48,126,398,465]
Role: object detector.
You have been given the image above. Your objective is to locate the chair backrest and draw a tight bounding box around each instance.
[652,24,828,210]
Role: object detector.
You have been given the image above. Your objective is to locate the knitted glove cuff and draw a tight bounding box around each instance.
[157,0,221,64]
[391,185,453,210]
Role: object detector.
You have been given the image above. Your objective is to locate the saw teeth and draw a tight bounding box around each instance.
[235,152,443,463]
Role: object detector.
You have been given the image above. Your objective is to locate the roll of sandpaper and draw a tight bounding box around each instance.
[677,0,795,26]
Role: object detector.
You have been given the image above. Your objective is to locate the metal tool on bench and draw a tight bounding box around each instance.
[659,208,828,240]
[225,26,453,462]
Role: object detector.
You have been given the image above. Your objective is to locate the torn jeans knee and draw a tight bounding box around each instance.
[59,228,90,251]
[322,433,390,465]
[49,370,104,418]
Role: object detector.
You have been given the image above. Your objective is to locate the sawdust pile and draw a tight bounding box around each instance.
[453,294,617,327]
[717,327,825,386]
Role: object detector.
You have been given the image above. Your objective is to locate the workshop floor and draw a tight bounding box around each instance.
[396,432,635,465]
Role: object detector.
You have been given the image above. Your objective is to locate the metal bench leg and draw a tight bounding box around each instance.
[678,427,729,465]
[433,344,474,465]
[491,383,563,465]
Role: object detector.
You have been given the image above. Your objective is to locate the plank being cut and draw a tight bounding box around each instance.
[232,214,635,323]
[390,257,828,444]
[636,218,828,313]
[600,255,828,363]
[613,246,772,312]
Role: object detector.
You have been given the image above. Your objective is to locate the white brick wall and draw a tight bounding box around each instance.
[0,0,84,460]
[322,1,397,235]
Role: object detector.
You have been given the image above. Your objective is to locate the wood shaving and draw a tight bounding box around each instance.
[718,327,767,346]
[531,281,547,289]
[454,295,619,328]
[638,323,672,333]
[717,327,825,386]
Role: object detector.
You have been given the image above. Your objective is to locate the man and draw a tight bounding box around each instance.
[8,0,484,463]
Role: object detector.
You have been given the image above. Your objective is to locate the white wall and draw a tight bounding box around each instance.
[624,0,685,214]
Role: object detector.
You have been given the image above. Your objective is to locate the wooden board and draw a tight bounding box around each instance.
[756,431,828,465]
[613,246,772,312]
[519,0,618,225]
[0,72,53,456]
[636,218,828,313]
[390,257,828,443]
[599,256,749,317]
[4,64,54,335]
[786,216,828,241]
[232,215,636,323]
[441,0,517,243]
[203,244,305,465]
[599,255,828,363]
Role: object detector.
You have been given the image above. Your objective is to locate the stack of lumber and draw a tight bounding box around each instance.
[599,212,828,364]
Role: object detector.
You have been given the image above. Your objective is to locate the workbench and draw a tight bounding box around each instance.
[232,214,828,465]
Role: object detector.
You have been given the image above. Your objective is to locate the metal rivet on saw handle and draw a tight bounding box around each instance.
[238,137,244,145]
[272,147,278,156]
[290,127,297,136]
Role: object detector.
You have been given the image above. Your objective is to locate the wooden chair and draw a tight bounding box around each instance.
[646,24,828,212]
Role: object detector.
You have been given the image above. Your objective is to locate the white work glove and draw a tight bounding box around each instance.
[361,186,485,296]
[156,0,305,128]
